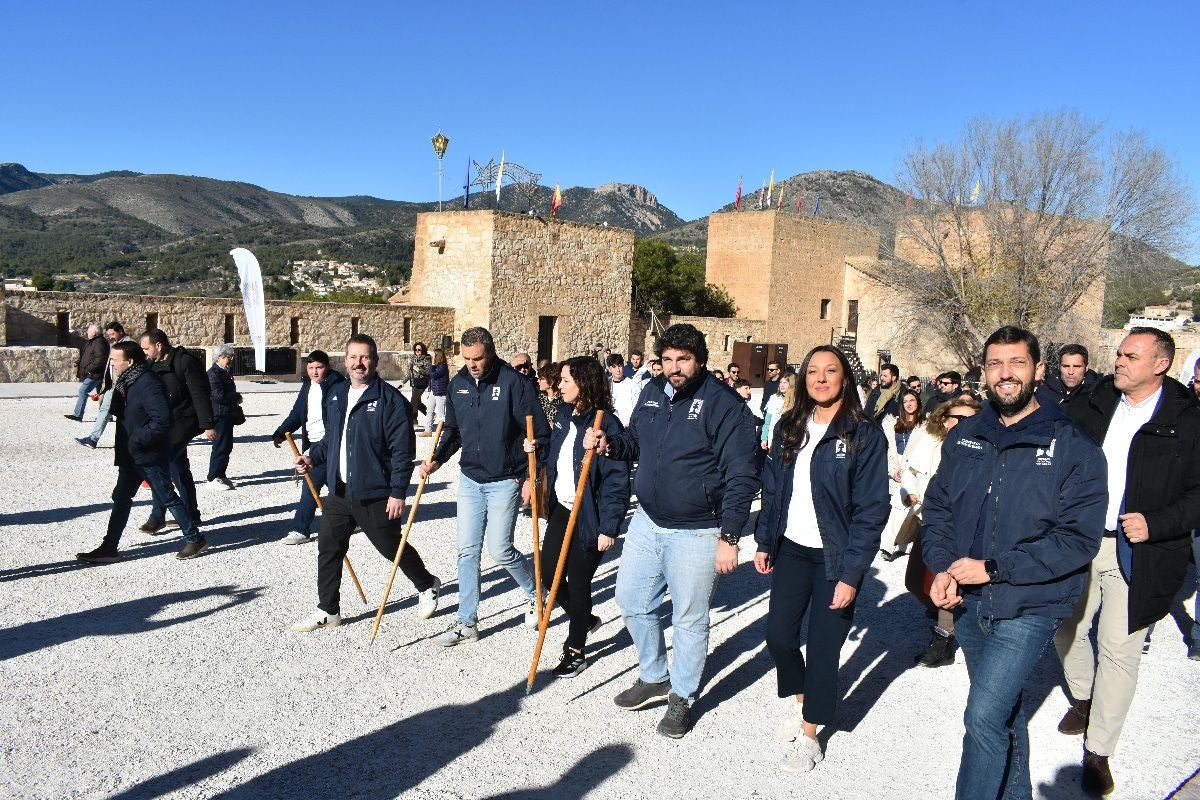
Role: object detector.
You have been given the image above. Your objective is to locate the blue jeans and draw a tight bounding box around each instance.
[207,416,235,481]
[291,470,327,534]
[89,389,115,440]
[151,441,200,525]
[954,596,1060,800]
[455,473,534,627]
[615,508,719,704]
[73,377,100,418]
[103,462,202,550]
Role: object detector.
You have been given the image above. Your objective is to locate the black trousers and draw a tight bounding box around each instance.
[317,491,435,616]
[765,538,857,726]
[538,502,605,650]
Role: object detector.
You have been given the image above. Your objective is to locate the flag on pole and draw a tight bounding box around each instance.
[970,179,981,205]
[463,158,471,209]
[758,183,765,210]
[796,190,803,214]
[734,176,743,211]
[767,170,775,207]
[813,194,821,217]
[905,189,913,211]
[229,248,266,372]
[776,186,785,210]
[550,183,563,219]
[495,151,506,204]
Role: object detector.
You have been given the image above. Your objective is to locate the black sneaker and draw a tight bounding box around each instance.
[553,647,587,678]
[657,692,693,739]
[64,414,82,421]
[588,614,602,634]
[76,547,120,564]
[613,678,670,710]
[76,436,98,448]
[139,517,167,534]
[176,537,208,560]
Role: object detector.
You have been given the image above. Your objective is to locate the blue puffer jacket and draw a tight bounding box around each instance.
[433,357,548,483]
[309,376,415,502]
[606,370,759,537]
[755,416,890,587]
[921,394,1107,620]
[545,405,631,549]
[273,369,346,450]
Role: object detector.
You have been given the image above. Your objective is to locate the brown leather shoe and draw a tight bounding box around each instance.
[176,537,208,560]
[1057,698,1091,735]
[1082,749,1114,796]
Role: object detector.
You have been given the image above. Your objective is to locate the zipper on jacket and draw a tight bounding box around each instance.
[985,445,1005,623]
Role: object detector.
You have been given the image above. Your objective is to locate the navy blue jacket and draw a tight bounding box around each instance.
[545,405,631,549]
[755,417,890,586]
[433,357,549,483]
[921,393,1106,620]
[273,370,346,450]
[150,347,213,445]
[606,370,759,537]
[207,365,239,421]
[309,376,415,502]
[113,368,173,469]
[429,363,450,397]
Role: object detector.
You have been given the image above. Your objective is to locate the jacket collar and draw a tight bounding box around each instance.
[1085,374,1190,428]
[974,388,1066,447]
[662,368,711,405]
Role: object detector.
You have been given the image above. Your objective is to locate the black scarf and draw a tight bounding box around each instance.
[113,362,148,399]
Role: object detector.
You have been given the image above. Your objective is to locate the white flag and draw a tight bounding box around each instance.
[230,247,266,372]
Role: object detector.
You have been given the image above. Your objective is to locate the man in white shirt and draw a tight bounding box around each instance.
[607,354,643,428]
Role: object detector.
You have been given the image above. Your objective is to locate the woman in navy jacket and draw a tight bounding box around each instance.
[524,355,630,678]
[754,345,890,773]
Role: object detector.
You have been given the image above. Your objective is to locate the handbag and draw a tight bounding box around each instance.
[893,504,922,548]
[230,404,247,426]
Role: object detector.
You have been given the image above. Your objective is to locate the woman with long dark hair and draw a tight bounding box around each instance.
[754,345,889,773]
[422,347,449,437]
[408,342,432,430]
[879,388,925,561]
[523,355,630,677]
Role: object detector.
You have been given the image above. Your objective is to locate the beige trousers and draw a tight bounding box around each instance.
[1053,536,1146,757]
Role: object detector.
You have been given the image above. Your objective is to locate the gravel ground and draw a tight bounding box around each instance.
[2,390,1198,800]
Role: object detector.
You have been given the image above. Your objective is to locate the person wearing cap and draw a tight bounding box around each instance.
[273,350,346,544]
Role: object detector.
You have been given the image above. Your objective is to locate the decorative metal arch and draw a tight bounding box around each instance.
[469,157,543,213]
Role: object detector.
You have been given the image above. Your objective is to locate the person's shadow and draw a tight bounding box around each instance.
[1,585,262,661]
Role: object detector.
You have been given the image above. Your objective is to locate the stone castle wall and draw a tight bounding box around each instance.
[643,314,766,369]
[3,291,456,374]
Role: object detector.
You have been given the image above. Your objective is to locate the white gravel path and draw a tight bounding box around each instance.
[1,391,1197,800]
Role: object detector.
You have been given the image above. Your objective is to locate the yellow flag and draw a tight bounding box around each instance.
[970,179,981,204]
[767,169,775,204]
[495,151,506,204]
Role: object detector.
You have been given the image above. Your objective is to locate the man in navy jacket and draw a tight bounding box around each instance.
[922,326,1106,800]
[289,334,441,632]
[421,326,548,646]
[77,341,206,563]
[272,350,346,544]
[586,323,759,739]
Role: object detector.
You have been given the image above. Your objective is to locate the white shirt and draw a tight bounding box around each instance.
[784,420,829,547]
[610,377,642,427]
[554,415,581,508]
[306,380,326,444]
[338,384,369,483]
[1101,385,1162,530]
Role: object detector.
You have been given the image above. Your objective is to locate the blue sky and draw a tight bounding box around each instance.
[3,1,1197,254]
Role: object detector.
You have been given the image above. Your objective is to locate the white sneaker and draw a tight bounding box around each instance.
[436,623,478,647]
[775,703,806,742]
[525,599,539,628]
[779,735,824,774]
[288,608,341,633]
[416,577,441,619]
[281,531,311,546]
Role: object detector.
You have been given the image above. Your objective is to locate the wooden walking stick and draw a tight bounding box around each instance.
[370,421,445,642]
[526,410,604,695]
[526,415,544,622]
[284,432,368,605]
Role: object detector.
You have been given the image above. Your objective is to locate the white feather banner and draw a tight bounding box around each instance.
[230,247,266,372]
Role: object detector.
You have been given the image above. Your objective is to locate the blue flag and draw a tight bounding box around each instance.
[813,194,821,217]
[463,158,470,209]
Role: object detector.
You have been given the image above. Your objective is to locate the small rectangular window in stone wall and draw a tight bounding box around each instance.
[146,313,159,332]
[351,317,360,336]
[224,314,235,344]
[403,317,411,345]
[290,317,300,345]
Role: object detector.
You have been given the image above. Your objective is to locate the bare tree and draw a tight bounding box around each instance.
[868,111,1195,366]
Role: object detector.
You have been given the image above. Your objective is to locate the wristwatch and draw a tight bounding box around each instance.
[719,532,741,546]
[984,559,999,583]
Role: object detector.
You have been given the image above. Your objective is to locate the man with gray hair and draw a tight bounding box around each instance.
[66,323,108,422]
[77,322,129,448]
[422,326,549,645]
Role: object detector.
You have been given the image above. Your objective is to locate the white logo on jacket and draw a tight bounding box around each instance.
[835,439,847,459]
[491,387,501,401]
[643,400,660,409]
[1035,438,1056,466]
[688,399,703,420]
[956,437,983,451]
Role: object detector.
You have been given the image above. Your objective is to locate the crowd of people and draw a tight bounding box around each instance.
[60,318,1200,798]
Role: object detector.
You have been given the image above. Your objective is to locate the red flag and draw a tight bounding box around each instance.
[550,183,563,218]
[905,189,913,211]
[735,176,743,211]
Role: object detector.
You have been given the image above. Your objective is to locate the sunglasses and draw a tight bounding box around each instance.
[514,363,531,371]
[938,380,954,386]
[947,413,972,420]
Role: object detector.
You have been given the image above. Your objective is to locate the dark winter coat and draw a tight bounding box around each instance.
[921,394,1107,621]
[433,357,549,484]
[429,363,450,397]
[273,369,346,450]
[150,347,214,445]
[1068,375,1200,632]
[605,370,760,537]
[1043,369,1100,405]
[207,364,240,420]
[545,405,631,549]
[113,368,173,469]
[309,376,415,502]
[78,336,109,381]
[755,416,890,587]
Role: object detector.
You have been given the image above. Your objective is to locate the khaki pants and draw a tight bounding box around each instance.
[1053,536,1146,757]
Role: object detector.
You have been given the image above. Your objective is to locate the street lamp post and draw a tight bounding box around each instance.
[431,130,449,211]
